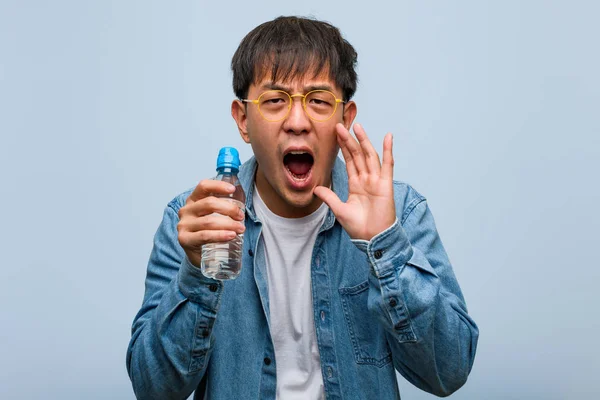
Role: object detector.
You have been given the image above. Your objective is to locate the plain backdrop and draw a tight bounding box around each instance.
[1,1,599,399]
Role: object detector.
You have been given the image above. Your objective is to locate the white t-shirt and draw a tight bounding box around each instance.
[253,186,328,400]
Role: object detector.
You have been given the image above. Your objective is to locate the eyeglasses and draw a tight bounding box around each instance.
[241,90,345,122]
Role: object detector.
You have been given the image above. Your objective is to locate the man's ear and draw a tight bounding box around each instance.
[231,100,250,143]
[342,100,357,130]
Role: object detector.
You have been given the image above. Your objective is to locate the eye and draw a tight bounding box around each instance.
[259,92,289,107]
[265,97,286,104]
[308,98,334,109]
[306,92,335,108]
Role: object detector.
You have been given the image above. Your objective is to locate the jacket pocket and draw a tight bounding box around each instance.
[339,281,392,368]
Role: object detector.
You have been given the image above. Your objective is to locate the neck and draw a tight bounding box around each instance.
[254,169,329,219]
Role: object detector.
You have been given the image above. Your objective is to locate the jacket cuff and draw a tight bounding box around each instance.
[351,218,413,278]
[178,256,223,310]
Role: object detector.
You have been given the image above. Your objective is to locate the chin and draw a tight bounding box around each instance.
[285,190,316,209]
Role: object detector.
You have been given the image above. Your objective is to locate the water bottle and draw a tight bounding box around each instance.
[201,147,246,281]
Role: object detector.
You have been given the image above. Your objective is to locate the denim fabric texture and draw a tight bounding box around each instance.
[126,156,479,400]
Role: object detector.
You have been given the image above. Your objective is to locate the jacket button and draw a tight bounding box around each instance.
[374,249,383,259]
[209,284,218,292]
[389,298,397,307]
[264,357,271,366]
[248,249,254,257]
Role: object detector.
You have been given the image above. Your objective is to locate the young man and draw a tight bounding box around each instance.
[127,16,478,400]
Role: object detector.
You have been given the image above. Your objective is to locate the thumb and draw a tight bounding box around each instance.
[313,186,345,217]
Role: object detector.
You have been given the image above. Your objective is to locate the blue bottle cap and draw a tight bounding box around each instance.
[216,147,241,170]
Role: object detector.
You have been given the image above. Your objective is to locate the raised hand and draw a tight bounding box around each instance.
[314,123,396,241]
[177,180,246,267]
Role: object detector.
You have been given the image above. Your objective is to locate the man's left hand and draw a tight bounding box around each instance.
[314,123,396,241]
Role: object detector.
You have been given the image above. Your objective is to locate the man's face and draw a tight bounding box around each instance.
[232,72,357,218]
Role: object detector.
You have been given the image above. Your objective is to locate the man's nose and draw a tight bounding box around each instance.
[282,96,311,134]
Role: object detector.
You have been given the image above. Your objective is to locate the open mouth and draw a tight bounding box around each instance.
[283,150,314,182]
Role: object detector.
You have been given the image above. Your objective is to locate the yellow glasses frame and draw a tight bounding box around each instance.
[241,90,345,122]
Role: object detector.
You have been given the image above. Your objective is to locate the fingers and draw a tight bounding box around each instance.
[178,212,245,251]
[182,214,246,235]
[178,195,245,242]
[182,196,245,220]
[336,123,365,177]
[313,186,346,221]
[337,134,357,179]
[179,230,239,252]
[381,133,394,180]
[179,179,246,263]
[353,123,381,174]
[336,123,386,178]
[187,179,236,203]
[178,200,245,233]
[178,199,245,262]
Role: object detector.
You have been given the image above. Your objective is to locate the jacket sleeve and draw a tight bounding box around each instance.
[352,198,479,397]
[126,202,222,400]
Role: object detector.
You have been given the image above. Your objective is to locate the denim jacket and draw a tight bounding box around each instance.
[127,156,479,400]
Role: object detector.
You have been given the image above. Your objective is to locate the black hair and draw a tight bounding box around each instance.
[231,16,358,101]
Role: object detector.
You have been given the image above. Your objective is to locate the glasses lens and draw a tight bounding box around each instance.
[258,91,290,121]
[305,91,337,121]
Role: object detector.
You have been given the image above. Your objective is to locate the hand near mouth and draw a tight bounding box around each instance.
[314,123,396,241]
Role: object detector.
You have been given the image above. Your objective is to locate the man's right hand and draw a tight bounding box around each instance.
[177,180,246,267]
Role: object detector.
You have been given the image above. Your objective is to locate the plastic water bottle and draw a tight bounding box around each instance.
[201,147,246,281]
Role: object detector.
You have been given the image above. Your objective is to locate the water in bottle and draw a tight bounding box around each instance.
[201,147,246,281]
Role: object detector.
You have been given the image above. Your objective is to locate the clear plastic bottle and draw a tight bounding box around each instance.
[201,147,246,281]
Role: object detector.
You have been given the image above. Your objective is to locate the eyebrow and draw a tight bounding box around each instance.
[260,82,335,93]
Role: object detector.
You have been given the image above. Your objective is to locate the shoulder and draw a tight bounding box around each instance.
[392,180,427,224]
